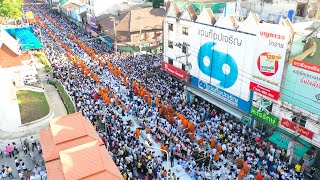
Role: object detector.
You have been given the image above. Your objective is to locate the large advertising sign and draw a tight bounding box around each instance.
[282,36,320,116]
[250,24,290,100]
[188,23,255,113]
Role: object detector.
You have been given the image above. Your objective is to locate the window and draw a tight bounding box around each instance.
[168,41,173,49]
[182,45,186,53]
[182,27,189,35]
[182,64,185,71]
[168,58,173,65]
[168,23,173,31]
[296,3,307,17]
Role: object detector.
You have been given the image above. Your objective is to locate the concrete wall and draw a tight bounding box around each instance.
[0,68,22,132]
[241,0,297,21]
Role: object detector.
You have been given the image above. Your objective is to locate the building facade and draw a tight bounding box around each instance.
[163,1,320,164]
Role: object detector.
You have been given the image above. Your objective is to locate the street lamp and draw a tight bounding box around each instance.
[144,141,169,170]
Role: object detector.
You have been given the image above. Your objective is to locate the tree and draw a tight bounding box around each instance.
[0,0,23,20]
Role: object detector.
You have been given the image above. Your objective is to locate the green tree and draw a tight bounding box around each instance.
[0,0,23,20]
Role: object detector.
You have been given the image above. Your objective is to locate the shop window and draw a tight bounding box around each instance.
[168,23,173,31]
[292,114,307,127]
[168,41,173,49]
[182,27,189,35]
[168,58,173,65]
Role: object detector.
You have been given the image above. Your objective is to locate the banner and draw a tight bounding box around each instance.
[281,118,314,139]
[282,38,320,115]
[250,106,279,126]
[250,24,290,100]
[162,61,186,80]
[188,23,255,112]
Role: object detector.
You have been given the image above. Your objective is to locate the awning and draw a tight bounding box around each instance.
[99,36,113,46]
[5,27,43,50]
[187,85,247,119]
[269,129,312,157]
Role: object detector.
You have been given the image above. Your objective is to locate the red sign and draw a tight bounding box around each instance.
[292,60,320,74]
[249,81,280,100]
[162,61,186,80]
[281,118,314,139]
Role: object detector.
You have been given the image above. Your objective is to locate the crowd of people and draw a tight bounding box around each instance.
[21,2,307,180]
[0,136,46,180]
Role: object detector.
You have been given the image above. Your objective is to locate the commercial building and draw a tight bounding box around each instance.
[163,0,320,165]
[241,0,319,22]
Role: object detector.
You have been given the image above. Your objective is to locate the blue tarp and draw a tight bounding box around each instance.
[99,36,113,47]
[5,27,43,50]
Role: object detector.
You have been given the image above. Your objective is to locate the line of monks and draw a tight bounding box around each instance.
[35,7,253,179]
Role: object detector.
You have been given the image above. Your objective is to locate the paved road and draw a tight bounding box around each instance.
[0,138,45,179]
[34,56,68,118]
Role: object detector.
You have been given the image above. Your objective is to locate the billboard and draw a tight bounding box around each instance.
[249,24,291,100]
[282,38,320,115]
[188,23,255,113]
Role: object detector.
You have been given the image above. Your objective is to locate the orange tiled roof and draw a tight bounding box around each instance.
[116,7,165,33]
[0,44,31,68]
[45,160,64,180]
[46,141,123,180]
[39,112,104,162]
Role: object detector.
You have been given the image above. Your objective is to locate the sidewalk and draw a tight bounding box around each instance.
[0,56,67,146]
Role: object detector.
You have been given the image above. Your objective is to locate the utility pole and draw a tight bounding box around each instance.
[110,17,117,53]
[137,16,142,53]
[175,42,191,102]
[289,112,302,166]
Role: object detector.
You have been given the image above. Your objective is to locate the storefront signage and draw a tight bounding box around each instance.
[281,118,314,139]
[250,24,291,100]
[162,61,186,80]
[282,64,320,116]
[250,106,279,126]
[191,76,252,113]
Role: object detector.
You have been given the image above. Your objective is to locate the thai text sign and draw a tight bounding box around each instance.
[281,118,314,139]
[250,24,291,100]
[250,106,279,126]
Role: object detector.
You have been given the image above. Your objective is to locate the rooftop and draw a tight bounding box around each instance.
[39,112,104,162]
[46,141,124,180]
[116,7,165,32]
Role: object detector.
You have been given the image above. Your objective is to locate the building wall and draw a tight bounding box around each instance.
[163,9,320,148]
[241,0,297,19]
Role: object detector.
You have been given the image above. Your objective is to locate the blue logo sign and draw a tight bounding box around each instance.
[198,42,238,88]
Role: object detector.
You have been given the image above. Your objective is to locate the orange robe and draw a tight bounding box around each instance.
[217,145,222,153]
[243,163,248,174]
[210,139,216,149]
[147,98,152,106]
[136,128,140,139]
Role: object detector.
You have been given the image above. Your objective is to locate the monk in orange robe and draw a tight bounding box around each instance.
[136,128,140,139]
[210,139,216,149]
[214,153,220,161]
[217,145,222,153]
[155,97,159,107]
[147,98,152,106]
[238,171,245,180]
[243,163,248,174]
